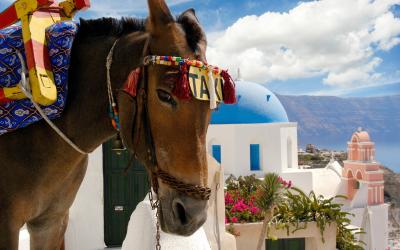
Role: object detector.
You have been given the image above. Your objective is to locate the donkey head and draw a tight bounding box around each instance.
[118,0,211,236]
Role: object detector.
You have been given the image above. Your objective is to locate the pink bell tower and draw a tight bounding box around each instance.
[342,128,384,205]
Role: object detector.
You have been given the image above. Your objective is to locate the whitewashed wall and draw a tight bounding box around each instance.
[350,204,389,250]
[350,182,369,208]
[311,169,343,198]
[65,147,105,250]
[367,204,389,249]
[207,122,298,178]
[280,170,314,194]
[207,125,236,176]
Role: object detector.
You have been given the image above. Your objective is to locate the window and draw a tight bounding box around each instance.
[250,144,260,171]
[212,145,221,163]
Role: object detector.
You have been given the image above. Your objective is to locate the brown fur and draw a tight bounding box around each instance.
[0,0,210,248]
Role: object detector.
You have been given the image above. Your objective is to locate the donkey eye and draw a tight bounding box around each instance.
[157,89,176,106]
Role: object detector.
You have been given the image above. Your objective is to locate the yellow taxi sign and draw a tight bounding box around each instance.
[188,67,223,102]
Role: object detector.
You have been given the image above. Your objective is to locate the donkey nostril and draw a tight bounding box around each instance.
[174,201,188,225]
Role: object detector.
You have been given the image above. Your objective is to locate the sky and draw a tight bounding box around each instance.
[1,0,399,96]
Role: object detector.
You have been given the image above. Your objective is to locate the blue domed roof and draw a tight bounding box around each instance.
[211,80,289,124]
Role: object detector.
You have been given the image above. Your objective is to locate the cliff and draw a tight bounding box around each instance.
[383,167,400,240]
[278,95,400,145]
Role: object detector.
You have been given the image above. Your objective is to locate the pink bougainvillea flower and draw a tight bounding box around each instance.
[232,203,243,212]
[250,206,260,214]
[276,176,293,188]
[231,216,238,223]
[232,199,249,212]
[225,217,229,224]
[225,192,235,205]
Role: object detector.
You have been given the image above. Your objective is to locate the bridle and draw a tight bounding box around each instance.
[106,38,212,202]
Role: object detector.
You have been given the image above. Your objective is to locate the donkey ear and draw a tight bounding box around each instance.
[180,8,198,22]
[147,0,174,33]
[178,8,207,53]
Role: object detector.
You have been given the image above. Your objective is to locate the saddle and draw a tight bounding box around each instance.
[0,0,89,135]
[0,21,77,135]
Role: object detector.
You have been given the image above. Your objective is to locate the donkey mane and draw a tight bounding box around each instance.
[77,17,146,39]
[78,14,204,52]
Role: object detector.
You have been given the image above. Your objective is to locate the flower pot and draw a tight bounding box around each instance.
[228,221,336,250]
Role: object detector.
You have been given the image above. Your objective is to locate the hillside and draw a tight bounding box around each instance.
[278,95,400,146]
[383,167,400,240]
[340,82,400,97]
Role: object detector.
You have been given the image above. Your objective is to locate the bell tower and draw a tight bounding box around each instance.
[342,128,384,205]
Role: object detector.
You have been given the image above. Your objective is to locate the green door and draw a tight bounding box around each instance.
[103,138,150,247]
[266,238,305,250]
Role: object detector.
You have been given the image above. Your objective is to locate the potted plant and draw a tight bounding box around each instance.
[225,174,365,250]
[270,187,365,249]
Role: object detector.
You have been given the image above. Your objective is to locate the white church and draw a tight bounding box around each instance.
[207,79,298,178]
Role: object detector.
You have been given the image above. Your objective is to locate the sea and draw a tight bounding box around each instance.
[313,142,400,173]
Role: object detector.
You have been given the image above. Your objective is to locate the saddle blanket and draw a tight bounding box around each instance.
[0,21,77,135]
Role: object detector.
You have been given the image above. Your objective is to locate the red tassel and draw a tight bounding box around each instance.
[221,70,237,104]
[173,64,191,100]
[123,68,141,97]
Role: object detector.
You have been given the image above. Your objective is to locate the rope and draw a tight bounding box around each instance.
[106,40,118,111]
[106,39,121,130]
[16,51,87,155]
[154,168,211,200]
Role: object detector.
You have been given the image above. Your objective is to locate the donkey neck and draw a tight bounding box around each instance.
[55,32,148,153]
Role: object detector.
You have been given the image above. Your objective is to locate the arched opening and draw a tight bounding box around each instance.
[346,170,357,199]
[355,171,363,190]
[351,135,358,143]
[287,137,293,168]
[346,169,354,178]
[356,171,363,180]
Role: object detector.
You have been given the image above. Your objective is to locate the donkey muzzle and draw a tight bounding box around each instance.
[159,189,208,236]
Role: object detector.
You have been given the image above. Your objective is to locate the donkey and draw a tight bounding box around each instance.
[0,0,213,249]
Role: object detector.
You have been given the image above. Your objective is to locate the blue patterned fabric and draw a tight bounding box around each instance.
[0,21,77,135]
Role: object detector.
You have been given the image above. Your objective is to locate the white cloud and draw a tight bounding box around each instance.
[207,0,400,88]
[371,12,400,50]
[323,57,383,87]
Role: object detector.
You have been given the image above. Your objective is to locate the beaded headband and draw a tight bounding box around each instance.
[143,55,236,109]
